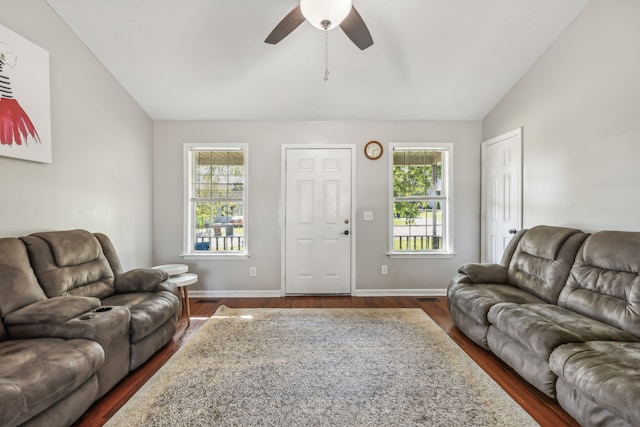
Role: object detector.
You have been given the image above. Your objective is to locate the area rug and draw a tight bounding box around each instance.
[106,306,538,426]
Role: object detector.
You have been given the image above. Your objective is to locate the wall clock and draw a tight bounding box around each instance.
[364,140,383,160]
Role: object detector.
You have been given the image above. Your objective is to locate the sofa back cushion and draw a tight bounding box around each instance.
[558,231,640,338]
[0,238,48,320]
[499,228,527,268]
[94,232,124,275]
[507,225,587,303]
[21,230,116,299]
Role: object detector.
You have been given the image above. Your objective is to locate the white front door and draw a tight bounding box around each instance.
[284,147,352,294]
[481,129,523,264]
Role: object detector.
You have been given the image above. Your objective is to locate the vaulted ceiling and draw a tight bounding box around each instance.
[46,0,591,121]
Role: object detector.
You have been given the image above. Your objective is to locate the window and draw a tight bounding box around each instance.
[183,143,248,258]
[389,143,453,256]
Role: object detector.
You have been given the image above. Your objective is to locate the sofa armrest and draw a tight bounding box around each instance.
[114,268,169,293]
[458,263,508,284]
[152,280,181,299]
[4,296,101,325]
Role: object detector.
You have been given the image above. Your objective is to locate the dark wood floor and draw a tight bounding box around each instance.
[73,296,579,427]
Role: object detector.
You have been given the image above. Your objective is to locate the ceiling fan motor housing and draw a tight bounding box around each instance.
[300,0,353,30]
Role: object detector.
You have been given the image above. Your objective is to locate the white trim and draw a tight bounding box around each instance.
[353,288,447,297]
[189,289,447,298]
[388,142,454,254]
[182,142,249,258]
[189,290,283,299]
[280,144,357,296]
[181,253,250,261]
[386,252,455,259]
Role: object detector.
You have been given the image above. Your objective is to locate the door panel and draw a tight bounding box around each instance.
[285,148,352,294]
[481,130,522,264]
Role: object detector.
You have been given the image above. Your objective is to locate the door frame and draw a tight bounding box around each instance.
[480,128,523,263]
[280,144,357,296]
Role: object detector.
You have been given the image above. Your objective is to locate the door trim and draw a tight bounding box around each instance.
[481,128,523,263]
[280,144,357,296]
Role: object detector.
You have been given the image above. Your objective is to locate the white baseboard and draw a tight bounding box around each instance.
[353,289,447,297]
[189,289,447,298]
[189,290,283,299]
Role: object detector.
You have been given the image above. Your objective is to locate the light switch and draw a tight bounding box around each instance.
[363,211,373,221]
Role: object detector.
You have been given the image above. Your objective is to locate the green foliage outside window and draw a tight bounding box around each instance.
[192,160,244,230]
[392,150,442,224]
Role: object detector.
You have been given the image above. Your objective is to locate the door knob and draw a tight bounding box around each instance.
[508,228,517,234]
[342,230,350,235]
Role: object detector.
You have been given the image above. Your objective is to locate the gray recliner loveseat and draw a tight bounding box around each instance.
[0,229,181,426]
[448,225,640,427]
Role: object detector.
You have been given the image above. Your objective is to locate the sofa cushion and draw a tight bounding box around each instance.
[115,268,169,293]
[0,338,104,427]
[0,238,48,316]
[499,228,527,267]
[4,296,101,326]
[488,303,638,361]
[507,226,588,303]
[558,230,640,338]
[21,232,116,299]
[457,263,508,284]
[555,378,634,427]
[518,226,577,261]
[102,291,180,342]
[487,303,638,398]
[32,229,101,267]
[93,232,124,275]
[446,282,546,350]
[487,325,561,397]
[449,283,545,326]
[550,341,640,427]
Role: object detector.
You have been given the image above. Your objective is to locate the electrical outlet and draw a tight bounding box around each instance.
[363,211,373,221]
[381,265,388,275]
[250,267,257,277]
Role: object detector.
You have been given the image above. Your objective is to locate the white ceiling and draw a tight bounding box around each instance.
[46,0,591,121]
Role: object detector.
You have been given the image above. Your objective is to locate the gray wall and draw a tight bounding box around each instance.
[14,0,629,294]
[483,0,640,232]
[153,121,482,295]
[0,1,154,269]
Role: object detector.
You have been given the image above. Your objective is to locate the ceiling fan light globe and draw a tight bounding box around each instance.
[300,0,353,30]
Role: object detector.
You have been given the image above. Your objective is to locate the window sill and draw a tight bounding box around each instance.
[181,253,250,261]
[386,251,456,259]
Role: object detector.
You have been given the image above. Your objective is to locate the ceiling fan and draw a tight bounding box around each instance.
[265,0,374,50]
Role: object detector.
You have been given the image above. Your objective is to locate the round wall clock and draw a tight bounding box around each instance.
[364,140,383,160]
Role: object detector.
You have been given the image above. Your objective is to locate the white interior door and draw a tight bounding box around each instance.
[481,129,523,263]
[284,147,352,294]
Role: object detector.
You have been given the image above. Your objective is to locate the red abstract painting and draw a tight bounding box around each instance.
[0,25,51,163]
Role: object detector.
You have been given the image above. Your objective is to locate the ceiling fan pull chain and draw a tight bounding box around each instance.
[324,30,329,82]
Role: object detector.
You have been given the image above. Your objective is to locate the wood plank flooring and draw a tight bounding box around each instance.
[73,296,579,427]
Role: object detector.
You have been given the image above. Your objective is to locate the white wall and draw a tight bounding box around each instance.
[0,1,154,268]
[153,121,482,295]
[483,0,640,233]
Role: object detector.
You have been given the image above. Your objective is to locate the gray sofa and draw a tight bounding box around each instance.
[0,229,181,427]
[447,225,640,427]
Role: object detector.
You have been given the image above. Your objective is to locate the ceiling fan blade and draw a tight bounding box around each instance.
[265,5,305,45]
[339,6,373,50]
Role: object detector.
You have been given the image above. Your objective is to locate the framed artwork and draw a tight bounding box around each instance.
[0,23,52,163]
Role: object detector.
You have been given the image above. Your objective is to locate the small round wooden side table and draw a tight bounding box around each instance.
[152,264,197,325]
[167,273,198,325]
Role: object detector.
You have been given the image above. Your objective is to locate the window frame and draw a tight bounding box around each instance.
[182,142,249,260]
[387,142,454,258]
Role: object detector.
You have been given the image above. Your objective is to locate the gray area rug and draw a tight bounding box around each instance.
[107,306,538,426]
